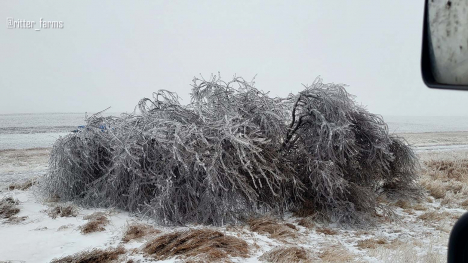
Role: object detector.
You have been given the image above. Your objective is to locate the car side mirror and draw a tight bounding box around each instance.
[448,212,468,262]
[421,0,468,90]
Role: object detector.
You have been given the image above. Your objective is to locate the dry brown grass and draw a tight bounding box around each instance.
[461,198,468,207]
[142,228,249,261]
[122,223,161,243]
[368,237,445,263]
[297,217,314,229]
[80,212,109,234]
[315,227,337,235]
[394,200,411,209]
[319,244,355,262]
[403,208,416,215]
[58,224,74,231]
[45,194,61,203]
[47,205,78,219]
[424,159,468,181]
[249,217,298,240]
[412,203,428,211]
[0,197,20,220]
[5,215,28,224]
[83,211,107,220]
[421,159,468,201]
[259,246,313,263]
[440,193,456,207]
[353,230,371,236]
[8,178,37,191]
[376,194,390,203]
[356,238,387,249]
[50,246,126,263]
[422,181,446,199]
[417,211,457,222]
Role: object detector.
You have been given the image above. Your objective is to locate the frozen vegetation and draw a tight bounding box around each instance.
[41,76,419,226]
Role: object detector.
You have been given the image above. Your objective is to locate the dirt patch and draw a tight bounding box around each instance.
[249,217,298,240]
[50,246,125,263]
[142,228,249,261]
[47,205,78,219]
[122,223,161,243]
[0,197,20,220]
[80,212,109,234]
[259,246,313,263]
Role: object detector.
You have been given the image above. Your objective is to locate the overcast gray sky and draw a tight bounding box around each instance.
[1,1,467,116]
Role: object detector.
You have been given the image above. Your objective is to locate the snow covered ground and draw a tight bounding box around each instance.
[1,132,467,262]
[402,131,468,152]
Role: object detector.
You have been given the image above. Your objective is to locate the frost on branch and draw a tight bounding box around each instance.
[41,75,419,225]
[283,79,420,223]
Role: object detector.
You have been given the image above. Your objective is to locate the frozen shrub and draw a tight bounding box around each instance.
[43,76,302,225]
[42,116,113,202]
[41,75,419,225]
[282,79,420,223]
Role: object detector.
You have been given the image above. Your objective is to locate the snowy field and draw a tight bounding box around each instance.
[1,114,467,150]
[1,131,468,262]
[1,114,467,262]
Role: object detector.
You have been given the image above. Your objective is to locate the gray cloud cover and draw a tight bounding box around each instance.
[1,0,467,116]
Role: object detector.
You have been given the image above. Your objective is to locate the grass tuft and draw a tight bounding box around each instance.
[80,212,109,234]
[0,197,20,220]
[143,228,249,261]
[47,205,78,219]
[319,244,355,262]
[122,223,161,243]
[259,246,313,263]
[8,178,37,191]
[249,217,298,240]
[356,238,387,249]
[297,217,314,229]
[417,211,457,222]
[51,246,125,263]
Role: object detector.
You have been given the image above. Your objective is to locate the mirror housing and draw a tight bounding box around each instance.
[421,0,468,90]
[448,212,468,262]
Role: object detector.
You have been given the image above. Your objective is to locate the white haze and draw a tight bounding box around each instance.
[1,0,468,116]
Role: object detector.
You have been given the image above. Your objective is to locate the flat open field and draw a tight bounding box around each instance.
[1,132,467,262]
[402,131,468,152]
